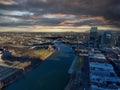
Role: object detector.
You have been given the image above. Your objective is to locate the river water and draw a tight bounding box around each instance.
[4,41,75,90]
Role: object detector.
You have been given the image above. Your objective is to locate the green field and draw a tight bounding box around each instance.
[26,49,53,60]
[13,49,53,60]
[74,57,83,71]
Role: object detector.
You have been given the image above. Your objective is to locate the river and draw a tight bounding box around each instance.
[4,41,75,90]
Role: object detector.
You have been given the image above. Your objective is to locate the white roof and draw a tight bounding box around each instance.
[90,62,113,70]
[90,70,116,77]
[91,84,119,90]
[91,75,119,82]
[89,53,106,60]
[91,85,108,90]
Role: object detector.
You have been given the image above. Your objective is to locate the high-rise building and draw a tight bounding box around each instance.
[89,27,98,47]
[101,31,115,48]
[116,33,120,47]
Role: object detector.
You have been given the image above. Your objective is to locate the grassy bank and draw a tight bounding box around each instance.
[74,57,83,71]
[12,49,53,60]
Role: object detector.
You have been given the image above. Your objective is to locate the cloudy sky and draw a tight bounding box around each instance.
[0,0,120,32]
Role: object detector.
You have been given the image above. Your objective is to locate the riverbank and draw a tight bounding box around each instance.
[4,41,75,90]
[65,56,83,90]
[1,49,55,90]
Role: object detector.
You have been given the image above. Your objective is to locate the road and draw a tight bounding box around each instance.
[82,56,90,90]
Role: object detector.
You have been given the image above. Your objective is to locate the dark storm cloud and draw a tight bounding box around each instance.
[1,0,120,16]
[0,0,120,27]
[50,0,120,26]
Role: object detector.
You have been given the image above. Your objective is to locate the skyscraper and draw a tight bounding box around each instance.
[116,33,120,47]
[101,31,115,48]
[89,27,98,47]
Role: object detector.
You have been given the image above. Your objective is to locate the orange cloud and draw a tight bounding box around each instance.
[30,13,75,19]
[0,0,16,5]
[0,25,119,32]
[60,16,107,25]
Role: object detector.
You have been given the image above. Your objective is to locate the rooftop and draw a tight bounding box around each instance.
[90,62,113,70]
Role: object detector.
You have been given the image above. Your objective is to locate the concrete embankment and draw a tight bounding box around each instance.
[68,57,77,74]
